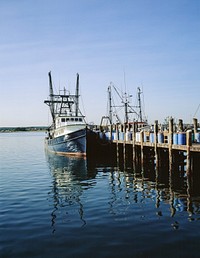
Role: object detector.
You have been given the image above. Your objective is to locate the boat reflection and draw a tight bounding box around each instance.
[46,153,97,232]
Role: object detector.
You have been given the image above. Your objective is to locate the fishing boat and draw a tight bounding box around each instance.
[86,83,149,159]
[44,72,88,157]
[100,83,148,131]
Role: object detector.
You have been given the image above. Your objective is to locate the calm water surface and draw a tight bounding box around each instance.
[1,132,200,258]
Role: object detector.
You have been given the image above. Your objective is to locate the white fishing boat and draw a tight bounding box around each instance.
[44,72,88,157]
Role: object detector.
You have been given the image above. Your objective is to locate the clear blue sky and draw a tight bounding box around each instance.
[0,0,199,126]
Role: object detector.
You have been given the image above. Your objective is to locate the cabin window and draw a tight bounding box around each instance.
[75,118,78,121]
[71,118,74,121]
[61,118,65,122]
[79,118,83,122]
[66,118,69,121]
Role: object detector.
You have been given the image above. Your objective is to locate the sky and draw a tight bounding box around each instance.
[0,0,200,127]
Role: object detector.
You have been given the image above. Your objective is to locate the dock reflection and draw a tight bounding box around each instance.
[109,155,200,222]
[143,157,200,219]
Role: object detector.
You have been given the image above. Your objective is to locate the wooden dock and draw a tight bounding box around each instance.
[95,118,200,175]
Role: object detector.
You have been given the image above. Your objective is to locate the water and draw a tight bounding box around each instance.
[1,132,200,258]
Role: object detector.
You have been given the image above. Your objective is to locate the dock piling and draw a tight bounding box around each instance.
[168,118,173,171]
[154,120,158,169]
[186,130,192,175]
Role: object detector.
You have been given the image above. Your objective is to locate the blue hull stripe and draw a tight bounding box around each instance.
[45,128,86,156]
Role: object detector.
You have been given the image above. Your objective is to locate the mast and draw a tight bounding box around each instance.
[108,84,112,124]
[137,87,142,122]
[75,73,79,116]
[48,71,55,125]
[124,92,128,124]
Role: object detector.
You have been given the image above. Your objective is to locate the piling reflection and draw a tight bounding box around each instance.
[118,148,200,222]
[141,152,200,221]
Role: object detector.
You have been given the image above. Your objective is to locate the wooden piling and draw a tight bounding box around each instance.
[110,124,113,141]
[132,123,136,166]
[193,118,198,134]
[178,119,183,132]
[168,118,173,171]
[186,130,192,175]
[154,120,158,169]
[123,124,126,167]
[140,130,144,168]
[116,124,119,166]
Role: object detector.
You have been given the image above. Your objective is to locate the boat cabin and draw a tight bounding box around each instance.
[55,116,85,128]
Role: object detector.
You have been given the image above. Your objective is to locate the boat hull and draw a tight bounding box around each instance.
[45,128,87,157]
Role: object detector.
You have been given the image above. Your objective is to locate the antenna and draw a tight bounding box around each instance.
[194,104,200,117]
[123,69,127,93]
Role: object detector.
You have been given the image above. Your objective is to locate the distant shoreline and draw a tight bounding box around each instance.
[0,126,48,133]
